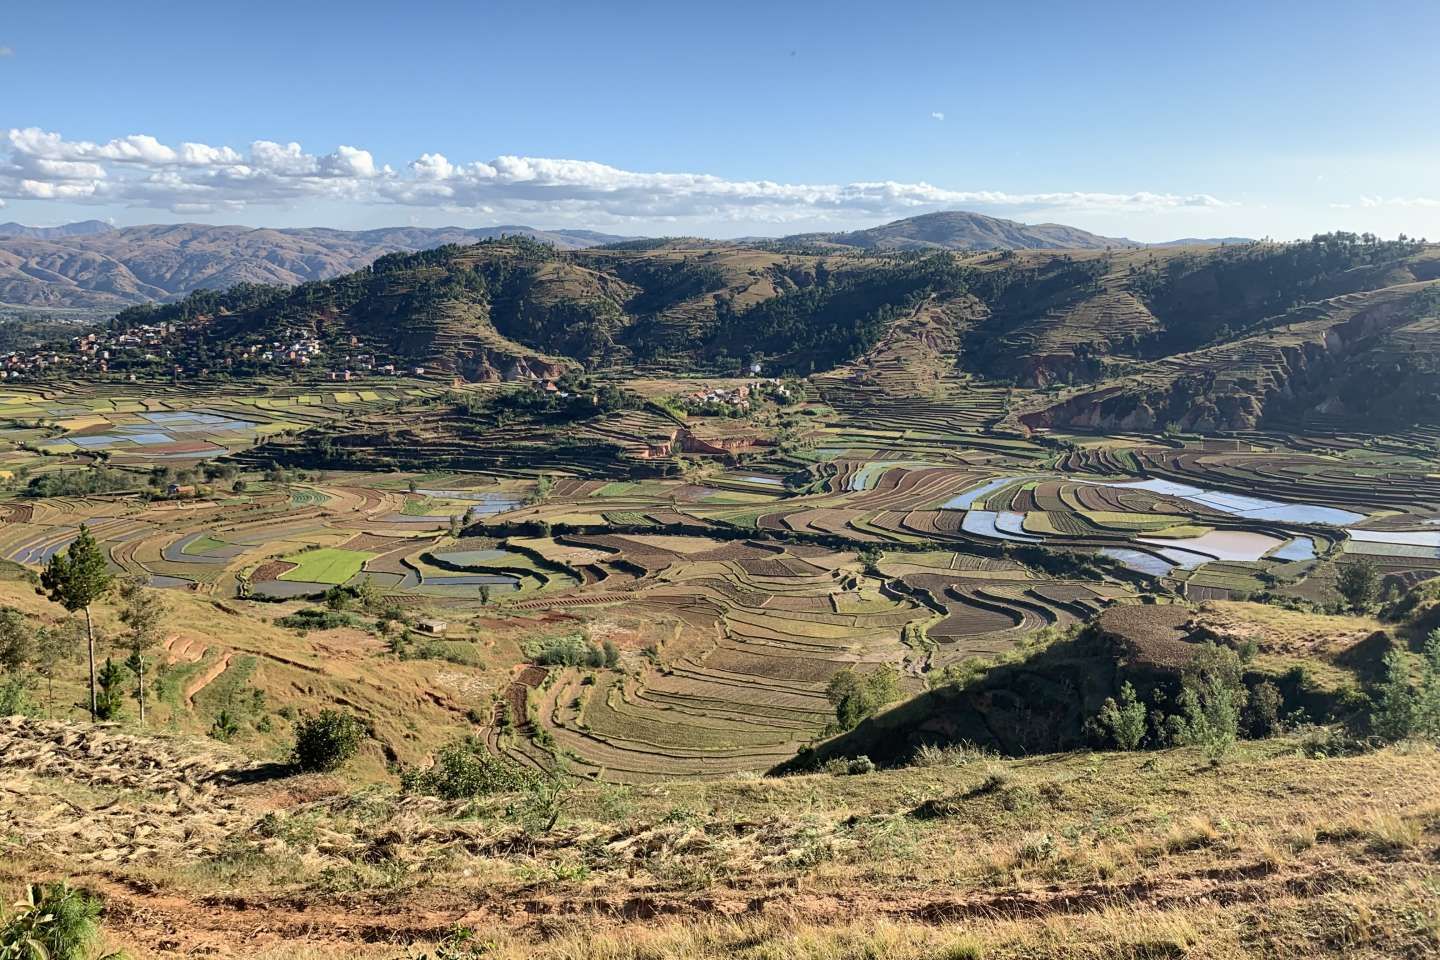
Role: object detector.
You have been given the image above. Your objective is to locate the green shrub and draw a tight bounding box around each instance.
[0,881,122,960]
[1368,631,1440,742]
[276,608,359,631]
[523,633,609,668]
[1163,643,1248,758]
[1245,680,1284,737]
[825,665,901,731]
[401,736,531,799]
[93,658,126,722]
[290,709,365,772]
[845,755,876,775]
[1088,681,1147,749]
[210,709,241,742]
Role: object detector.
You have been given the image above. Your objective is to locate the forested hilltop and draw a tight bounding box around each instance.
[78,230,1440,433]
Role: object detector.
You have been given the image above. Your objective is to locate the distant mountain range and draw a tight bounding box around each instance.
[0,223,633,314]
[0,213,1255,315]
[0,219,117,240]
[1144,236,1253,247]
[780,212,1253,253]
[784,211,1134,251]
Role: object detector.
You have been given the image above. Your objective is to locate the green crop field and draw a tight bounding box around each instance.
[278,547,379,584]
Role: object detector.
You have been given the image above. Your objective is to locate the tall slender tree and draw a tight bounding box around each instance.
[39,525,113,720]
[118,577,165,725]
[32,624,70,718]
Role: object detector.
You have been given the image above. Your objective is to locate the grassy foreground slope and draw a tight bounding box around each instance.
[1,718,1436,959]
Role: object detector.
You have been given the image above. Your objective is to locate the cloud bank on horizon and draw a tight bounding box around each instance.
[0,127,1232,228]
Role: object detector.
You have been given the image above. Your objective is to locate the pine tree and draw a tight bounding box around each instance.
[1336,558,1380,611]
[31,625,71,718]
[118,577,165,725]
[94,657,126,721]
[0,605,34,675]
[39,525,114,720]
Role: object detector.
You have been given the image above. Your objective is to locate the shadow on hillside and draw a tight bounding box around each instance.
[773,631,1122,773]
[212,761,295,785]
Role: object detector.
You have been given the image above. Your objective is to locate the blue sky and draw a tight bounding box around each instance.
[2,0,1438,240]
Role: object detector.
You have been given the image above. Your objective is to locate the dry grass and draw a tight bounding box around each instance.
[4,728,1439,958]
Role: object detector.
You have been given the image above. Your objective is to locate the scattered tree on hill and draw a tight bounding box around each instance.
[0,606,35,715]
[31,625,72,718]
[1336,558,1380,612]
[40,526,113,721]
[93,657,126,721]
[826,665,902,731]
[1165,643,1248,758]
[1368,630,1440,742]
[117,578,164,725]
[1089,681,1147,750]
[352,576,382,613]
[856,546,884,577]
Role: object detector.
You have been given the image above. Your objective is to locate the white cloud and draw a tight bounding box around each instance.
[179,142,244,166]
[931,112,945,121]
[0,46,13,58]
[1358,195,1440,209]
[0,126,1232,225]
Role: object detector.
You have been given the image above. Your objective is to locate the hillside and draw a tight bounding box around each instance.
[1010,240,1440,433]
[102,237,977,379]
[0,219,116,240]
[19,230,1440,435]
[0,222,633,315]
[7,713,1438,959]
[788,211,1135,251]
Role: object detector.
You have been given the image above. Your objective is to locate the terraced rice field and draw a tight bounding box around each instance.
[4,374,1437,781]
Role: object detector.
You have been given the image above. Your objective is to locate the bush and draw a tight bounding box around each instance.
[1160,643,1248,758]
[1088,681,1148,749]
[93,657,126,722]
[845,755,876,775]
[210,709,241,741]
[290,709,365,772]
[0,881,121,960]
[523,633,609,668]
[1245,680,1284,737]
[401,736,532,799]
[825,665,901,731]
[1368,631,1440,742]
[276,608,360,631]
